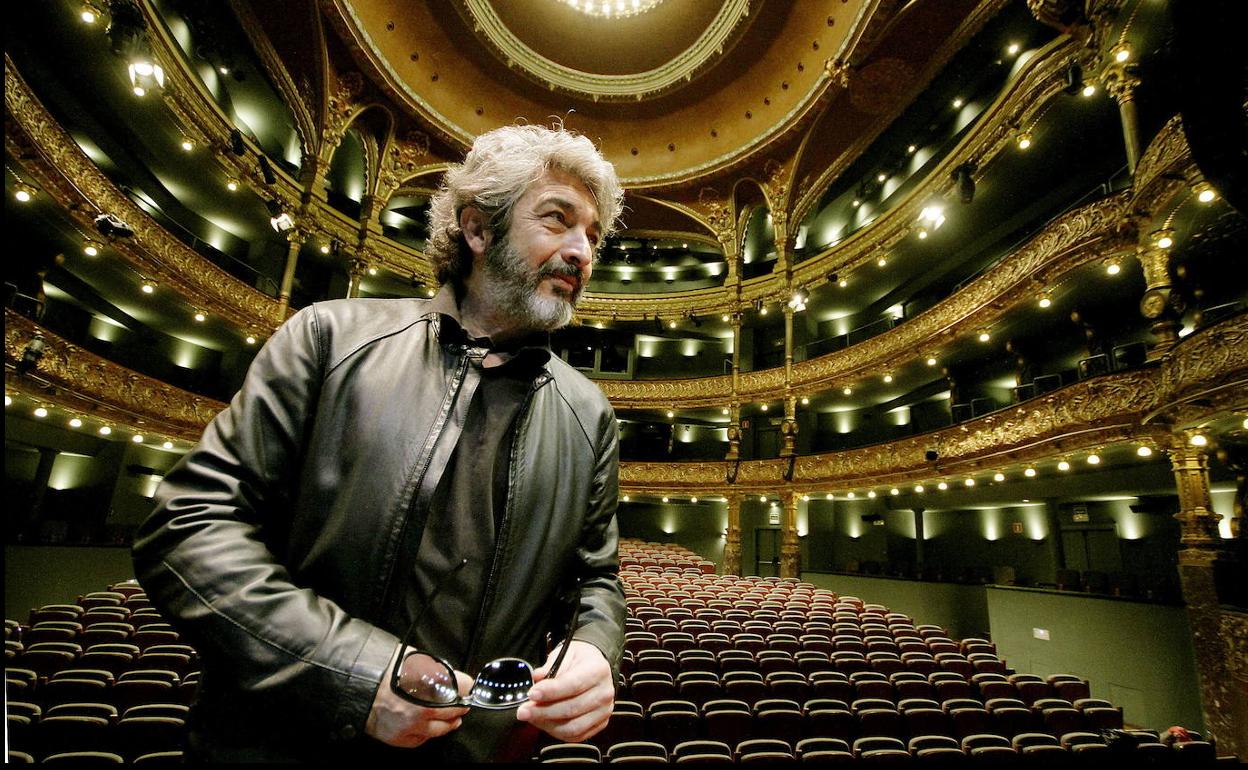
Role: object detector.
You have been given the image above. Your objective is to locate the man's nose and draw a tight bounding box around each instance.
[562,229,593,269]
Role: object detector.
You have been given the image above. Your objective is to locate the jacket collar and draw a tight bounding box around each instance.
[425,285,552,371]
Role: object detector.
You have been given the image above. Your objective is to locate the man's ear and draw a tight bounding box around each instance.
[460,206,493,261]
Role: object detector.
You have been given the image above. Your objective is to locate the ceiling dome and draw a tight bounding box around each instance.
[328,0,871,184]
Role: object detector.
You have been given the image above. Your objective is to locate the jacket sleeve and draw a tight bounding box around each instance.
[131,304,398,740]
[568,409,626,682]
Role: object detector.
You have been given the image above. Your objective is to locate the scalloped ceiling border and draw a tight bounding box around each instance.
[461,0,751,101]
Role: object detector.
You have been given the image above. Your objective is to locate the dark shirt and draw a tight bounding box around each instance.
[387,287,552,672]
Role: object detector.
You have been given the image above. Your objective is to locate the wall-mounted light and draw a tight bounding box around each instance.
[13,181,37,203]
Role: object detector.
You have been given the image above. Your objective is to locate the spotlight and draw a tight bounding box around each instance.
[952,163,976,204]
[13,181,37,203]
[801,396,809,405]
[937,482,948,491]
[18,333,46,375]
[140,279,156,294]
[883,374,893,383]
[1105,259,1122,276]
[258,156,277,185]
[666,410,674,418]
[877,172,888,183]
[245,334,257,345]
[825,493,833,500]
[1153,229,1174,250]
[1082,84,1097,97]
[842,386,853,396]
[907,144,917,154]
[162,441,174,449]
[1024,467,1036,477]
[1086,453,1101,465]
[839,278,848,288]
[266,199,295,232]
[80,3,101,24]
[1194,182,1217,203]
[1112,45,1130,63]
[917,228,929,240]
[890,488,900,496]
[846,492,856,499]
[4,395,10,407]
[668,320,677,329]
[662,496,669,503]
[132,434,144,444]
[230,128,246,156]
[1136,446,1152,457]
[1189,434,1208,447]
[193,310,206,322]
[1058,460,1071,471]
[320,243,332,254]
[760,404,769,412]
[926,356,937,366]
[877,256,888,268]
[226,179,239,192]
[951,97,964,109]
[83,239,103,257]
[1006,42,1020,56]
[964,478,975,487]
[1016,132,1032,150]
[69,417,84,428]
[99,425,112,435]
[1038,294,1052,309]
[691,496,698,503]
[914,485,925,493]
[867,490,877,499]
[94,213,134,238]
[34,406,49,418]
[759,306,768,316]
[978,330,991,343]
[993,472,1005,482]
[622,495,630,502]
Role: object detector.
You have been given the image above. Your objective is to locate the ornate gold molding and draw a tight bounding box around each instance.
[3,56,284,332]
[574,34,1079,321]
[10,305,1240,499]
[598,193,1136,408]
[4,310,227,441]
[459,0,754,102]
[617,313,1246,494]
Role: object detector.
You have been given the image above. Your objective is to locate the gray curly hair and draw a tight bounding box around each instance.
[426,124,624,286]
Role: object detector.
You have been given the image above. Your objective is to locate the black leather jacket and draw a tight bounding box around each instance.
[132,297,625,761]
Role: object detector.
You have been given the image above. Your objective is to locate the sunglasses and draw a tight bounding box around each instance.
[389,559,580,710]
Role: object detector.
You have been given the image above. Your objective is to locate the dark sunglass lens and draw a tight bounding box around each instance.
[399,652,460,705]
[470,659,534,708]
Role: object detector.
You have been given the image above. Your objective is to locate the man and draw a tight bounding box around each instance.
[133,124,627,762]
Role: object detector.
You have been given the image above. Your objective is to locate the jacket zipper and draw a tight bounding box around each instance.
[464,371,550,668]
[376,349,472,619]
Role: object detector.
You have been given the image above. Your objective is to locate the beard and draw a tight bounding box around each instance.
[480,236,581,331]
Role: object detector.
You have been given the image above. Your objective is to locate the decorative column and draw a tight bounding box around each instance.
[1103,65,1143,175]
[298,154,330,208]
[726,313,742,461]
[1136,243,1183,359]
[780,302,798,457]
[346,255,368,299]
[276,229,306,322]
[1168,436,1237,757]
[723,492,743,576]
[780,489,802,578]
[913,508,926,568]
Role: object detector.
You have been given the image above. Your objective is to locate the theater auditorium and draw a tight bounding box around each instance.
[5,0,1246,763]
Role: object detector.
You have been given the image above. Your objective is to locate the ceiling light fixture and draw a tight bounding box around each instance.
[1058,459,1071,471]
[83,240,103,257]
[1136,445,1153,457]
[801,397,810,405]
[1189,434,1208,447]
[1038,294,1052,309]
[1194,182,1217,204]
[245,334,257,345]
[180,138,194,152]
[867,490,877,499]
[80,3,101,24]
[877,172,888,183]
[952,97,964,109]
[1113,45,1130,63]
[1082,84,1097,97]
[964,478,975,487]
[993,472,1005,482]
[1016,132,1032,150]
[1007,42,1020,55]
[69,417,84,428]
[1086,453,1101,465]
[877,256,888,268]
[760,404,769,412]
[163,440,174,449]
[193,310,206,322]
[838,278,848,288]
[842,386,853,396]
[914,485,925,493]
[847,492,856,499]
[226,179,239,192]
[926,356,938,366]
[1152,229,1174,250]
[132,434,144,443]
[99,425,112,435]
[937,481,948,491]
[883,374,893,383]
[1105,259,1122,276]
[140,279,156,294]
[34,406,49,418]
[1024,467,1037,477]
[721,314,730,322]
[978,330,991,343]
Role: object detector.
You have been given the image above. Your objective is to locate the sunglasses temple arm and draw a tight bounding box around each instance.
[546,597,582,678]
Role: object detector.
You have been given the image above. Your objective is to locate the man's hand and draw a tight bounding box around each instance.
[365,647,474,748]
[516,640,614,743]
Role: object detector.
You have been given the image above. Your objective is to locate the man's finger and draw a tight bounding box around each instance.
[422,717,464,739]
[455,670,475,697]
[528,665,595,703]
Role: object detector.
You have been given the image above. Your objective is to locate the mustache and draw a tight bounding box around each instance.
[538,260,582,287]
